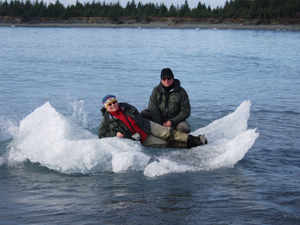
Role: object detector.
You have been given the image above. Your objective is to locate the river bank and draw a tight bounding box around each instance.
[1,17,299,30]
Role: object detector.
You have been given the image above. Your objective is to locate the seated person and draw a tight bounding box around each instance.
[141,68,191,133]
[98,94,207,148]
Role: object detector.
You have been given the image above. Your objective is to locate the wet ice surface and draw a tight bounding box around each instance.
[3,100,258,177]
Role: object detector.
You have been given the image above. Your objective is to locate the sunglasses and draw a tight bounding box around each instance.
[162,77,173,81]
[108,101,117,107]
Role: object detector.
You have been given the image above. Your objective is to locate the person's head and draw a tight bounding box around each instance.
[161,68,174,87]
[102,94,119,112]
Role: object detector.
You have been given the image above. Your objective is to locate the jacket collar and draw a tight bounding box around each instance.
[101,102,127,122]
[158,78,181,93]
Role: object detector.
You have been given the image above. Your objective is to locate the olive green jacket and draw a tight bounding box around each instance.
[148,79,191,126]
[98,102,151,139]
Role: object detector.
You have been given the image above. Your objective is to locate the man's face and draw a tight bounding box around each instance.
[161,77,174,87]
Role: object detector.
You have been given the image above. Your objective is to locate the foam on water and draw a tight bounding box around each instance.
[1,101,259,177]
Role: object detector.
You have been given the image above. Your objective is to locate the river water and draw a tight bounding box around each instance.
[0,27,299,224]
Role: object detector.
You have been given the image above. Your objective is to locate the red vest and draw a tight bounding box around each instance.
[110,108,148,143]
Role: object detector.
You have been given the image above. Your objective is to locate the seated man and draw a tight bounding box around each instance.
[141,68,191,133]
[98,94,207,148]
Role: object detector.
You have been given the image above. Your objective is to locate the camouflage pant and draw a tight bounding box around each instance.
[142,121,189,148]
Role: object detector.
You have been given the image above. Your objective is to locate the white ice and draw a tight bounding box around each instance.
[4,100,259,177]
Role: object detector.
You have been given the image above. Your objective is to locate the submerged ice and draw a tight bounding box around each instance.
[3,101,259,177]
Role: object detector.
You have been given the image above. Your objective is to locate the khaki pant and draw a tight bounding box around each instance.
[141,109,191,133]
[175,120,191,133]
[142,121,189,148]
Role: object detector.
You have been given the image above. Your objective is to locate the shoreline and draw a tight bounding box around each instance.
[1,19,300,31]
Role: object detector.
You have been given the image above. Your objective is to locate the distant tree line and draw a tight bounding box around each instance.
[0,0,299,21]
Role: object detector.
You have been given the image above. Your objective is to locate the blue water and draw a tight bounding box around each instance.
[0,27,300,224]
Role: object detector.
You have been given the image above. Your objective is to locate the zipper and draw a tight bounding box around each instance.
[165,93,169,118]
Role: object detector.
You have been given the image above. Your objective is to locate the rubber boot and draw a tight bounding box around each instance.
[168,141,188,149]
[187,134,207,148]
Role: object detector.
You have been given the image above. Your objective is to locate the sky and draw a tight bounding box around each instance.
[48,0,227,9]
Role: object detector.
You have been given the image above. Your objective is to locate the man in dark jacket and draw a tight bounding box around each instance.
[141,68,191,133]
[98,94,207,148]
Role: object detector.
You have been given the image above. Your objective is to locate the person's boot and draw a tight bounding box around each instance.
[187,134,208,148]
[168,141,188,148]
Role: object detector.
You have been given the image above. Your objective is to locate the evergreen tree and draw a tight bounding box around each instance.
[166,3,177,17]
[0,0,299,21]
[178,0,190,17]
[158,3,167,17]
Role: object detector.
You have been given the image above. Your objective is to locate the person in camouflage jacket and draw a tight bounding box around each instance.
[141,68,191,133]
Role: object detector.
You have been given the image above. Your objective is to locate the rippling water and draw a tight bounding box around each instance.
[0,27,299,224]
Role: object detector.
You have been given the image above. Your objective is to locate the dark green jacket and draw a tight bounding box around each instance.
[148,79,191,126]
[98,102,151,139]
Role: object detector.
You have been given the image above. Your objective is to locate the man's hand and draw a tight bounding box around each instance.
[163,121,173,127]
[116,132,124,137]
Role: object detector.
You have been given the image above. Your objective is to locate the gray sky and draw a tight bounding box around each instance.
[50,0,227,9]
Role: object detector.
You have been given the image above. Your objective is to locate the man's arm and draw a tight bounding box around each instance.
[148,88,163,125]
[98,120,117,138]
[170,89,191,125]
